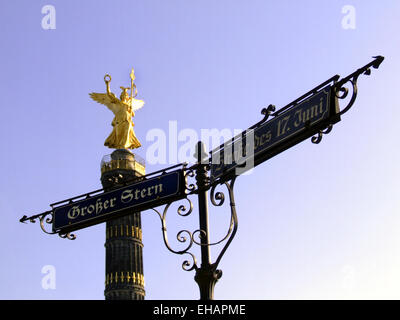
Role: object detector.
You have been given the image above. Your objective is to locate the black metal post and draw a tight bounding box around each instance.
[194,141,221,300]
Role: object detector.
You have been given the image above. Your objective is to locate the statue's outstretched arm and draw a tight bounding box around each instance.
[104,74,112,96]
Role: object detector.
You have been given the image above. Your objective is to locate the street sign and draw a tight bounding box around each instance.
[52,170,185,233]
[19,56,384,300]
[210,85,340,182]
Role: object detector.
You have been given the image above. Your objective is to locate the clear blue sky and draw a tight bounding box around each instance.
[1,0,399,299]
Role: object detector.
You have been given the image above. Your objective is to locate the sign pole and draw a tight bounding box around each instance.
[194,141,221,300]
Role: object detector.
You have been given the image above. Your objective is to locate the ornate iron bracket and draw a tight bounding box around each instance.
[310,56,384,145]
[20,211,76,240]
[151,143,239,300]
[334,55,384,117]
[151,197,199,272]
[208,176,238,269]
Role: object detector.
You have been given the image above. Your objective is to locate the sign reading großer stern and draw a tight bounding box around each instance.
[210,85,341,182]
[53,170,185,233]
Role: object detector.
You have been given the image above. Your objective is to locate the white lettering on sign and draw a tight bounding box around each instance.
[67,197,116,220]
[121,183,163,204]
[65,183,165,220]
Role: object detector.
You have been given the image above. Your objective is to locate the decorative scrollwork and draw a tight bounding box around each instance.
[176,229,192,244]
[335,55,384,116]
[188,181,235,249]
[335,78,358,116]
[177,199,193,217]
[151,197,198,272]
[251,104,276,129]
[59,232,77,240]
[312,56,384,145]
[152,171,239,275]
[184,167,197,194]
[210,185,225,207]
[260,104,276,120]
[209,177,238,268]
[311,124,333,144]
[192,229,207,246]
[336,86,349,99]
[39,212,56,235]
[181,252,198,272]
[21,210,77,240]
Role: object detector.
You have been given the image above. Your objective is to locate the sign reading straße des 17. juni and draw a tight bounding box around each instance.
[210,85,341,182]
[53,170,185,233]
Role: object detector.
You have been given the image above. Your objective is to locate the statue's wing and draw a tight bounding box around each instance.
[132,98,145,111]
[89,92,119,114]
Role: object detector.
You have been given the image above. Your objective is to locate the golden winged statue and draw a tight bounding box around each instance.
[89,68,144,150]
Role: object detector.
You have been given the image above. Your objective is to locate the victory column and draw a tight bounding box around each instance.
[90,69,146,300]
